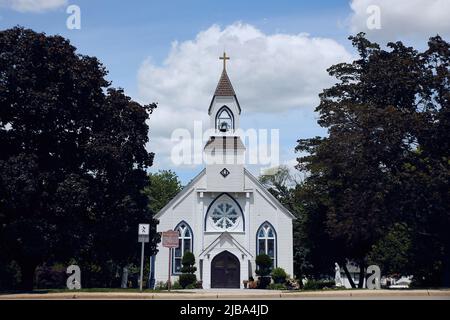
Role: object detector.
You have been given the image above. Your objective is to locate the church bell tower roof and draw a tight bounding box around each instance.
[208,52,241,115]
[214,69,236,96]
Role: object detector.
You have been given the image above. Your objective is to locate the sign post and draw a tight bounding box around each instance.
[138,223,150,292]
[161,230,179,291]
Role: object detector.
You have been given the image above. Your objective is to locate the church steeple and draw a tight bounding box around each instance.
[208,52,241,116]
[204,52,246,191]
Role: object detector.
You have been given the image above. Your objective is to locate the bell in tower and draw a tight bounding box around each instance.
[217,106,233,132]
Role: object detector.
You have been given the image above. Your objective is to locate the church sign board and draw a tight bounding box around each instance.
[162,230,179,248]
[162,230,179,291]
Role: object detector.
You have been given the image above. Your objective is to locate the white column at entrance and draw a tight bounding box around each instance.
[199,193,204,251]
[241,256,249,289]
[245,192,251,250]
[204,255,211,289]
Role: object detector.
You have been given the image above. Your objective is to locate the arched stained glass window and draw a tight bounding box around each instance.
[256,222,276,267]
[205,193,244,232]
[172,222,193,274]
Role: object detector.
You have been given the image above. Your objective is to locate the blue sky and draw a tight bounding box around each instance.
[1,0,449,184]
[1,1,352,97]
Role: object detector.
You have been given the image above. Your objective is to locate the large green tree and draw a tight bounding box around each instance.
[296,33,449,287]
[0,27,158,290]
[144,170,182,213]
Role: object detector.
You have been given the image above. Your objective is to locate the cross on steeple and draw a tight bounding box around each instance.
[219,52,230,71]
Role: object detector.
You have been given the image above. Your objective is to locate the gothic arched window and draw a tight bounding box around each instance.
[172,221,193,274]
[256,222,276,267]
[205,193,244,232]
[216,106,234,132]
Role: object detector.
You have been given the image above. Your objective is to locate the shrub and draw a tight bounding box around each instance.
[179,274,197,289]
[155,281,168,290]
[35,264,66,289]
[271,267,288,284]
[269,283,287,290]
[172,281,182,289]
[178,251,197,288]
[181,251,197,274]
[0,260,21,290]
[255,254,272,277]
[255,254,273,289]
[257,276,271,289]
[303,280,335,290]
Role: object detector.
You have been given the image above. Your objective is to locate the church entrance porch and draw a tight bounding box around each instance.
[198,232,252,289]
[211,251,240,288]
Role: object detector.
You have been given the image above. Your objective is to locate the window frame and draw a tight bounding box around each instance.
[172,221,193,275]
[256,221,277,268]
[204,193,244,232]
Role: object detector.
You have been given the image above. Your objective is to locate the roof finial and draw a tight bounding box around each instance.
[219,52,230,71]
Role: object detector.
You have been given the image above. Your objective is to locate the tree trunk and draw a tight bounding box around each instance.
[342,263,356,288]
[19,261,37,291]
[358,262,366,289]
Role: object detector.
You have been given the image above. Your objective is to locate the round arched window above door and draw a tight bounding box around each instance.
[205,193,244,232]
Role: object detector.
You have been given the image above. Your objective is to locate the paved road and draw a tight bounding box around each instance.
[1,289,450,300]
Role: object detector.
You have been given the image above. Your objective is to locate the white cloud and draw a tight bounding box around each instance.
[139,23,352,170]
[0,0,67,12]
[349,0,450,42]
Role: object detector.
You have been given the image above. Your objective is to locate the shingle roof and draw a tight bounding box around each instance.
[214,69,236,96]
[208,69,241,115]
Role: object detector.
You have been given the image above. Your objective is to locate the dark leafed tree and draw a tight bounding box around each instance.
[402,35,450,286]
[291,177,342,282]
[367,223,412,276]
[296,33,449,287]
[0,27,158,290]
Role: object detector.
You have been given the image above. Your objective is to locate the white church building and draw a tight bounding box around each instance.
[153,54,295,289]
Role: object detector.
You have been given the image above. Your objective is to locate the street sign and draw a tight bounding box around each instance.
[138,235,150,243]
[138,224,150,243]
[162,230,179,248]
[138,223,150,292]
[139,224,150,236]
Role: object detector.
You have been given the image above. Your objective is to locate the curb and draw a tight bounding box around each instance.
[1,289,450,300]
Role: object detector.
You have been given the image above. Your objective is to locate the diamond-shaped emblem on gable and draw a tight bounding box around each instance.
[220,168,230,178]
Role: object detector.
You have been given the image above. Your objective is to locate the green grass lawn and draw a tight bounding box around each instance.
[0,288,189,294]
